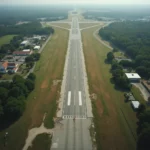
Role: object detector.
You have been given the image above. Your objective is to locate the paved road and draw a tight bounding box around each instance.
[51,17,93,150]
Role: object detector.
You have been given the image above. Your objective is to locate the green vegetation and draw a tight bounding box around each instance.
[0,21,54,37]
[0,27,68,150]
[0,35,16,47]
[0,73,36,130]
[99,21,150,79]
[82,26,137,150]
[27,133,52,150]
[0,5,68,25]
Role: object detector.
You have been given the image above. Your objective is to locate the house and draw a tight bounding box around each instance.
[33,36,41,40]
[20,40,29,46]
[13,50,32,56]
[7,62,18,69]
[125,73,141,82]
[0,62,8,73]
[131,101,140,110]
[34,46,40,50]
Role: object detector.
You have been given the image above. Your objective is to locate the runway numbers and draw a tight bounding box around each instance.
[63,115,86,119]
[67,91,71,106]
[79,91,82,106]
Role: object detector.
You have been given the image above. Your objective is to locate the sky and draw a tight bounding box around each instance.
[0,0,150,5]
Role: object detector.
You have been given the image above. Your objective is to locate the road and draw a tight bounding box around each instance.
[51,17,93,150]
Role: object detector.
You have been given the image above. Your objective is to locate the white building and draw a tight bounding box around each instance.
[23,49,30,52]
[20,40,29,46]
[125,73,141,82]
[34,46,40,50]
[131,101,140,110]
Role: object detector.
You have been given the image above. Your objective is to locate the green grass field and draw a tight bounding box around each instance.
[0,28,69,150]
[82,26,137,150]
[27,133,51,150]
[0,35,16,47]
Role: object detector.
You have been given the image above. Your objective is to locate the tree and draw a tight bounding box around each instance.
[107,52,114,62]
[113,48,119,52]
[27,73,36,81]
[12,75,25,84]
[0,104,3,117]
[137,104,146,115]
[25,79,35,91]
[0,87,8,102]
[137,127,150,150]
[8,87,20,98]
[4,97,25,119]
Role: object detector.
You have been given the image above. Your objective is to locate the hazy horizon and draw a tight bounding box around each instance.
[0,0,150,5]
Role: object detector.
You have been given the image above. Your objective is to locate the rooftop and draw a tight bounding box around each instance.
[131,101,140,109]
[125,73,141,79]
[21,41,28,44]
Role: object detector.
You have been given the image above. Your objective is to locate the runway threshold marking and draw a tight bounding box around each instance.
[79,91,82,106]
[67,91,71,106]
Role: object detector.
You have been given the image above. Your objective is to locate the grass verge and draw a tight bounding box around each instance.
[82,26,137,150]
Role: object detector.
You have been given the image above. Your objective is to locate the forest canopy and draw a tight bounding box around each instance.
[99,21,150,79]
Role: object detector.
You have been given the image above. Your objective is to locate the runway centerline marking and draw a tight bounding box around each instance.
[67,91,71,106]
[79,91,82,106]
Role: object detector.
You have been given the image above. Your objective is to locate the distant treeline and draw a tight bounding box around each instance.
[0,5,69,25]
[83,9,150,20]
[99,21,150,79]
[0,21,54,37]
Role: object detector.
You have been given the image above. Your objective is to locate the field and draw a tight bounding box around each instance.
[48,23,71,29]
[79,23,100,29]
[81,26,137,150]
[0,35,16,47]
[0,28,69,150]
[27,133,51,150]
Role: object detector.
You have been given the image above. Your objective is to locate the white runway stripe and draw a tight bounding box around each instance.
[67,91,71,106]
[79,91,82,106]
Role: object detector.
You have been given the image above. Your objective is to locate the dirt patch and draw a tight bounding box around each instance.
[90,93,97,100]
[41,80,49,89]
[52,80,61,86]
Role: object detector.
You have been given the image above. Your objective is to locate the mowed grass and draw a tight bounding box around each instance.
[0,28,69,150]
[27,133,51,150]
[0,35,16,47]
[82,26,137,150]
[48,23,71,29]
[79,23,100,29]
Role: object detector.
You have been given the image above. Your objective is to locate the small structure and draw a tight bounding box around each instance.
[33,36,41,40]
[13,50,32,56]
[20,40,29,46]
[124,93,136,101]
[22,49,30,52]
[0,62,8,73]
[131,101,140,110]
[34,45,40,50]
[125,73,141,82]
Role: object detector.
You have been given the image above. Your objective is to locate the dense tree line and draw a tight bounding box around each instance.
[99,21,150,79]
[0,5,68,25]
[106,52,131,89]
[0,73,36,129]
[0,21,54,37]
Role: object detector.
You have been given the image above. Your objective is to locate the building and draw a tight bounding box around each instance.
[0,62,8,73]
[131,101,140,110]
[7,62,18,69]
[20,40,29,46]
[33,36,41,40]
[34,46,40,50]
[23,49,31,52]
[13,50,32,56]
[125,73,141,82]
